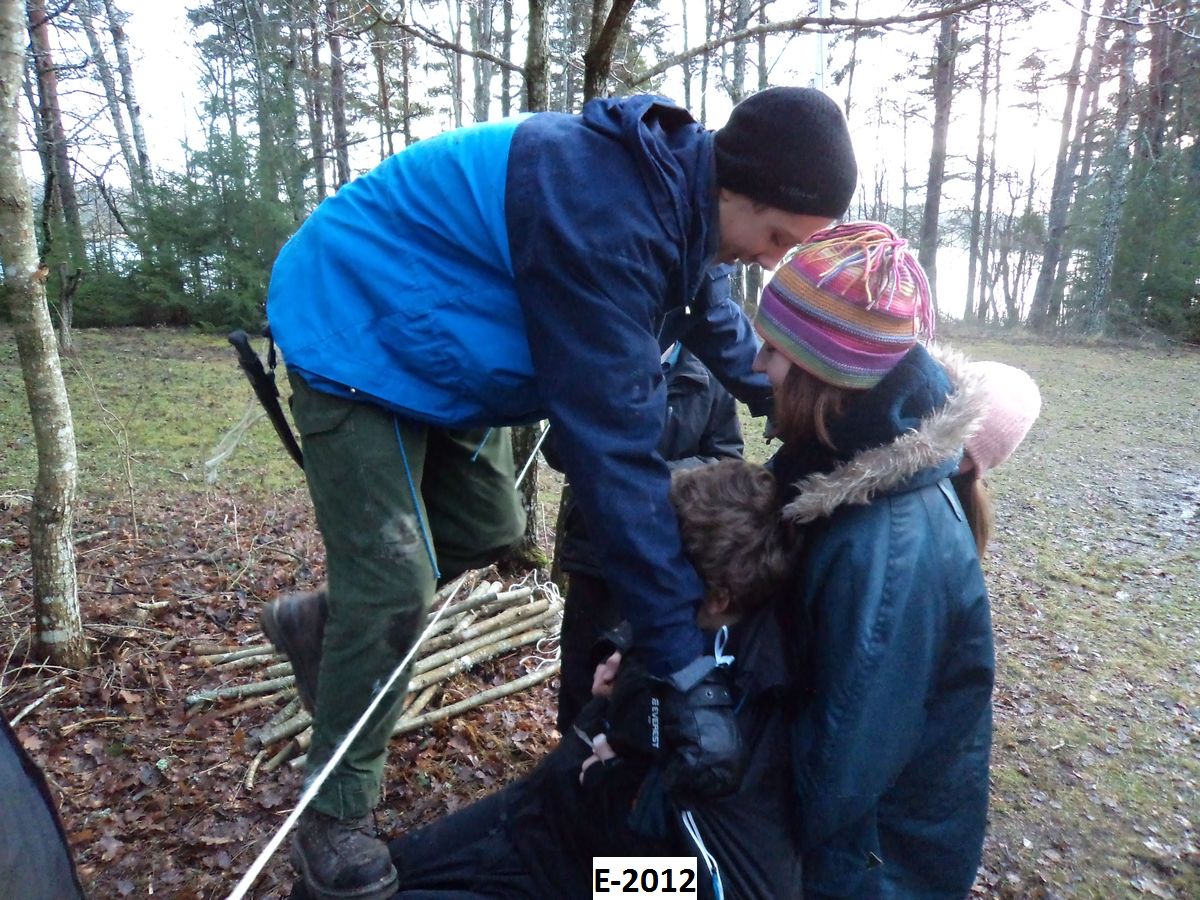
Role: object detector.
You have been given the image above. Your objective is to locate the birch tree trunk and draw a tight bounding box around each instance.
[917,10,958,317]
[1088,0,1140,335]
[0,0,86,670]
[79,0,141,201]
[325,0,350,187]
[102,0,150,186]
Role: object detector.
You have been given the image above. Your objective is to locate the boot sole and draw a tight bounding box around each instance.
[261,601,320,715]
[290,839,399,900]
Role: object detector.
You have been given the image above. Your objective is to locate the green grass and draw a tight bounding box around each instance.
[0,327,302,497]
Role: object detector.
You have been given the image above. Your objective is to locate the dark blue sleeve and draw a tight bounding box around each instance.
[505,127,705,675]
[680,266,773,417]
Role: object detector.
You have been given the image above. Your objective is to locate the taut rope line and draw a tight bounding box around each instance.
[227,425,549,898]
[226,572,470,900]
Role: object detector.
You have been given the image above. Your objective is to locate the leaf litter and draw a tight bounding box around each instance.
[0,330,1197,898]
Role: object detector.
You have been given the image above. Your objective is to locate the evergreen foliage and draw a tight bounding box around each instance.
[13,0,1200,343]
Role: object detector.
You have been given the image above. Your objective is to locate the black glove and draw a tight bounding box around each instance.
[606,654,745,799]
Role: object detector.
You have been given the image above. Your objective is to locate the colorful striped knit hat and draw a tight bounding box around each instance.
[754,221,935,389]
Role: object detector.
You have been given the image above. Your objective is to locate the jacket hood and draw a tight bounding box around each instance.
[782,345,989,524]
[581,95,719,269]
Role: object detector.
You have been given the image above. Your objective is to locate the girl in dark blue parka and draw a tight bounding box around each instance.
[752,222,994,898]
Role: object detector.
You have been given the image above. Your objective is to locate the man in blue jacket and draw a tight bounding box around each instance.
[263,86,856,900]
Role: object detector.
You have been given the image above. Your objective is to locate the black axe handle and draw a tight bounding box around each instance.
[228,330,304,469]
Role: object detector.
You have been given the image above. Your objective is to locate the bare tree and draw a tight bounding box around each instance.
[582,0,637,101]
[302,2,328,197]
[1,0,87,670]
[27,0,86,353]
[1027,0,1102,330]
[78,0,142,201]
[917,8,959,317]
[499,0,513,115]
[102,0,150,184]
[524,0,549,110]
[976,16,1005,322]
[326,0,350,185]
[1088,0,1141,334]
[965,2,993,320]
[468,0,495,121]
[370,19,396,158]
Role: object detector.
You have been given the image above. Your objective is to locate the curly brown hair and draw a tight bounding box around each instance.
[669,459,793,617]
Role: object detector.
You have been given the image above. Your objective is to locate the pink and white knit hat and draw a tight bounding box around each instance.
[754,221,935,389]
[964,361,1042,475]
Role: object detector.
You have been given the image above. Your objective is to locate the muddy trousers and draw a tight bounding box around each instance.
[288,373,526,820]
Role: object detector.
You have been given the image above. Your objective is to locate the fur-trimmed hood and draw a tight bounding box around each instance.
[782,345,989,524]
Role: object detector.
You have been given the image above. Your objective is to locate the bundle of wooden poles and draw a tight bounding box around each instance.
[186,573,563,788]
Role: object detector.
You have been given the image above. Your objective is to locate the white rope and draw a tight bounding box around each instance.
[228,423,550,897]
[681,809,724,900]
[514,422,551,489]
[226,572,470,900]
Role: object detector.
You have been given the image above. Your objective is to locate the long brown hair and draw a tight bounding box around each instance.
[774,363,860,450]
[952,471,994,556]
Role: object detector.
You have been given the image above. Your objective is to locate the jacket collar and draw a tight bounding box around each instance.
[781,345,989,525]
[580,95,718,308]
[667,347,710,387]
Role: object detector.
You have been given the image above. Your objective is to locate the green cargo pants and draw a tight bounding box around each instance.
[288,373,526,819]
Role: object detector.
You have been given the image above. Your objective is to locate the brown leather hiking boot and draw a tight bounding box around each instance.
[291,808,398,900]
[260,588,327,714]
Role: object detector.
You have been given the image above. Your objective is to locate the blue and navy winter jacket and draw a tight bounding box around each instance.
[267,96,768,674]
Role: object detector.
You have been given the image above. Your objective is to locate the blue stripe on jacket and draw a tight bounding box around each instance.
[267,114,538,425]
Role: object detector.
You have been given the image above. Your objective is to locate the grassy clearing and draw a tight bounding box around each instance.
[2,327,1198,896]
[0,327,301,497]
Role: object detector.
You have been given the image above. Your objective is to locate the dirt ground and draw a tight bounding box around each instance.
[0,328,1197,898]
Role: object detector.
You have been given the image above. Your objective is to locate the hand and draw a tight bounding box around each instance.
[605,655,746,799]
[591,651,622,699]
[579,732,617,784]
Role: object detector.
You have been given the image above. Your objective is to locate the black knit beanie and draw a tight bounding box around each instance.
[714,86,857,218]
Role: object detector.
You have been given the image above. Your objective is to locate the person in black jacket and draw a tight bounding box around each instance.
[552,327,748,732]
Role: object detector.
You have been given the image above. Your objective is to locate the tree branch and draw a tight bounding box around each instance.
[625,0,993,90]
[360,6,523,75]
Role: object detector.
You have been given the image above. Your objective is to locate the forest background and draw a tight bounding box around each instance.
[8,0,1200,345]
